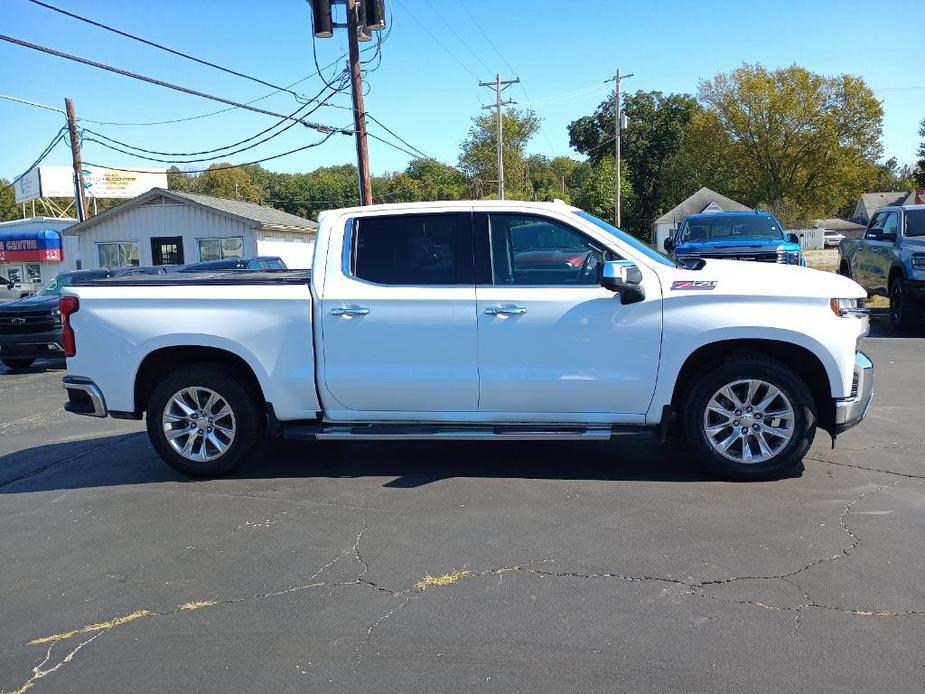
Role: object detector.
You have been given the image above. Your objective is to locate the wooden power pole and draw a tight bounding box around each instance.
[64,97,88,222]
[612,69,632,227]
[345,0,372,206]
[479,74,519,200]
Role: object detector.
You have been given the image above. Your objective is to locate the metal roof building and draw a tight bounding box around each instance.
[65,188,317,269]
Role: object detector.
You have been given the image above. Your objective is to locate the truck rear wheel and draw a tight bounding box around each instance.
[146,364,265,477]
[681,354,816,480]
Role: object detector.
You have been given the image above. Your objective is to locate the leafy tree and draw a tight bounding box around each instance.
[273,164,358,220]
[570,156,633,224]
[459,108,541,200]
[915,117,925,187]
[194,163,263,202]
[698,64,883,218]
[569,90,701,236]
[0,180,18,222]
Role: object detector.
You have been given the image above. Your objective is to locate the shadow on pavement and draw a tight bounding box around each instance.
[0,430,797,494]
[0,357,67,375]
[867,308,925,338]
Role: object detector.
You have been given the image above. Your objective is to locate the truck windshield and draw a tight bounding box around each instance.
[906,209,925,237]
[573,210,677,268]
[680,215,783,242]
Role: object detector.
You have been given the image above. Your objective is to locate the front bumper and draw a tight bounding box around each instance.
[833,351,874,435]
[0,330,64,358]
[62,376,108,417]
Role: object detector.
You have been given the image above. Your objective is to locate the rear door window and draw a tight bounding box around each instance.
[351,213,474,285]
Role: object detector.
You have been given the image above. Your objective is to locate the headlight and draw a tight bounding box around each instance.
[912,254,925,270]
[786,251,801,265]
[830,298,869,318]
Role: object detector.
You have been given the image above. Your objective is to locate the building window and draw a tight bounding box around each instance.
[26,263,42,283]
[98,242,140,268]
[197,237,244,262]
[151,236,184,265]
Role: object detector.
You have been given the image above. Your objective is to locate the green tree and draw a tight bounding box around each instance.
[570,156,633,224]
[698,64,884,218]
[569,90,702,236]
[458,108,540,200]
[194,163,263,202]
[915,117,925,186]
[0,180,19,222]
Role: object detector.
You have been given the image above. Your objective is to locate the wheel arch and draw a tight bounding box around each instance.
[134,346,267,416]
[669,339,834,433]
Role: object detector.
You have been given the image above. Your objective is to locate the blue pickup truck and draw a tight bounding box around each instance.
[839,204,925,329]
[664,211,804,266]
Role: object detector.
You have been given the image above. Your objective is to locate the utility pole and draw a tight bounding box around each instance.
[345,0,372,205]
[64,97,87,222]
[611,69,633,227]
[479,74,519,199]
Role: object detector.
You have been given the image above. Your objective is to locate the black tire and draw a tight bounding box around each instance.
[889,276,921,331]
[681,353,816,481]
[1,357,35,370]
[145,363,265,477]
[838,260,852,279]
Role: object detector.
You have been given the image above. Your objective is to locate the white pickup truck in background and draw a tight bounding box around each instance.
[60,200,873,480]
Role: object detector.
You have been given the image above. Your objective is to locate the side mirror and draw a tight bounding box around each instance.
[881,232,897,242]
[866,229,881,241]
[6,281,13,290]
[663,237,675,253]
[786,233,800,245]
[600,260,645,304]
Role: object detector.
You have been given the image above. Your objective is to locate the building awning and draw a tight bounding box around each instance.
[0,230,63,262]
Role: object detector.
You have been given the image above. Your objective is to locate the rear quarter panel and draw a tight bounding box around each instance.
[65,283,319,419]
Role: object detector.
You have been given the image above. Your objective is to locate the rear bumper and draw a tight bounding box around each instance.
[62,376,108,417]
[0,329,64,358]
[833,351,874,435]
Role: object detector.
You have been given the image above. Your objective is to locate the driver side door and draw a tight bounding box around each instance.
[475,212,662,420]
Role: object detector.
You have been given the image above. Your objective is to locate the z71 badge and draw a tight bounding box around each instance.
[671,280,718,291]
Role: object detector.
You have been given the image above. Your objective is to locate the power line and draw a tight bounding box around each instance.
[419,0,492,74]
[394,0,480,79]
[82,130,341,175]
[79,76,350,160]
[1,126,67,192]
[27,0,321,104]
[452,0,517,76]
[0,93,65,115]
[0,33,346,134]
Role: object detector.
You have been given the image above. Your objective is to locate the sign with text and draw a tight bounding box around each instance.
[14,166,167,203]
[0,231,63,262]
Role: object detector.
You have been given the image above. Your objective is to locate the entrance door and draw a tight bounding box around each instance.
[475,212,662,419]
[151,237,184,266]
[320,212,479,416]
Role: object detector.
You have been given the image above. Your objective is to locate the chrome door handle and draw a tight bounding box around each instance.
[330,306,370,316]
[484,306,527,316]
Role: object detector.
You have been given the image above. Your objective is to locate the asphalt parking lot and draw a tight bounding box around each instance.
[1,310,923,693]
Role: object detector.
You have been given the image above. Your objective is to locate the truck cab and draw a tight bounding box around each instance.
[664,211,804,266]
[838,204,925,329]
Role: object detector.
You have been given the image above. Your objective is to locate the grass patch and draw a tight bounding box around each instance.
[412,570,470,591]
[178,600,216,611]
[28,609,154,645]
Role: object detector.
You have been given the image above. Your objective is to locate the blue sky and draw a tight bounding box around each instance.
[1,0,922,183]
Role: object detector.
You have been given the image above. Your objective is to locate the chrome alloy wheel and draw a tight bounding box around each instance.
[703,379,795,464]
[162,387,236,462]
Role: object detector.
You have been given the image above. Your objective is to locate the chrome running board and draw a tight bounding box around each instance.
[312,423,614,441]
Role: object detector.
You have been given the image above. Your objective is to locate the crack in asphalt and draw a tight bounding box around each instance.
[806,456,925,480]
[3,477,920,693]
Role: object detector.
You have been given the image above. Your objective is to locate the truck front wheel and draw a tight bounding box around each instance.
[146,364,265,477]
[681,354,816,480]
[889,277,921,331]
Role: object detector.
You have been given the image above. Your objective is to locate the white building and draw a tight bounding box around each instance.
[65,188,317,269]
[0,216,79,286]
[651,187,751,251]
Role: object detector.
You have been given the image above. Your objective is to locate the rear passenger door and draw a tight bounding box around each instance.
[320,212,479,417]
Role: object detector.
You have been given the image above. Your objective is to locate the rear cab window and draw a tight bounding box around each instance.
[350,213,474,286]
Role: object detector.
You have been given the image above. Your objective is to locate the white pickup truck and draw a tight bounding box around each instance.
[60,200,873,480]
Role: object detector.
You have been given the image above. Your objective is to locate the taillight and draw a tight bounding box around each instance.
[59,295,79,357]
